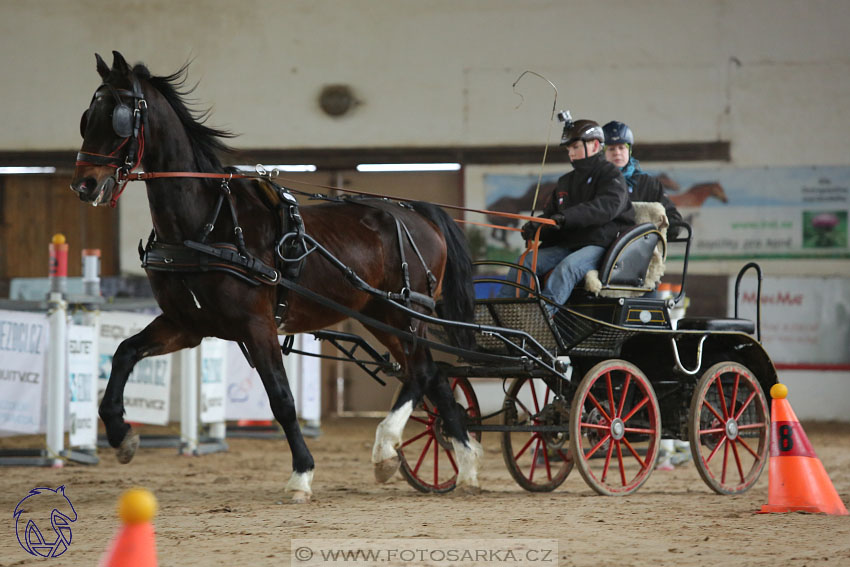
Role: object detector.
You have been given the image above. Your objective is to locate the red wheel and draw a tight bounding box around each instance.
[398,377,481,493]
[501,377,573,491]
[570,360,660,496]
[689,361,769,495]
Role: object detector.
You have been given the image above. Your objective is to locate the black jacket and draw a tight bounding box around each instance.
[540,152,634,249]
[628,172,684,238]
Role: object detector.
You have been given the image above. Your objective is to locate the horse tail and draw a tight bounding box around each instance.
[409,201,476,349]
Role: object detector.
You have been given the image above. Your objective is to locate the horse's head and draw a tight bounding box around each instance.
[711,183,729,203]
[71,51,147,207]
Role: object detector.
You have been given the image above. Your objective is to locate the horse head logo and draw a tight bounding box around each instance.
[13,486,78,558]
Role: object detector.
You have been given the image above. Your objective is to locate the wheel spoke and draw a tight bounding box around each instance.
[586,391,612,422]
[529,380,541,414]
[729,373,740,416]
[433,436,439,486]
[401,428,431,448]
[721,438,730,484]
[621,437,646,469]
[580,422,611,431]
[735,435,761,459]
[716,376,730,419]
[605,371,616,418]
[445,446,459,474]
[601,438,615,482]
[620,395,649,424]
[737,422,766,431]
[616,441,627,486]
[540,440,554,481]
[705,435,727,465]
[623,426,655,435]
[514,433,537,461]
[529,438,542,481]
[409,414,432,425]
[699,426,726,436]
[413,436,433,475]
[586,432,613,459]
[734,391,757,421]
[617,374,632,418]
[729,437,745,483]
[702,398,725,423]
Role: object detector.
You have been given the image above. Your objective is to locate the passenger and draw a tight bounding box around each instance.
[498,118,635,316]
[602,120,684,237]
[604,121,693,469]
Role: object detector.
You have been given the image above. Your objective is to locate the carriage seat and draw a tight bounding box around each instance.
[676,317,755,334]
[583,202,668,297]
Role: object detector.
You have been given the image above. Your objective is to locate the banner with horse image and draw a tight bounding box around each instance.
[0,309,48,435]
[98,311,172,425]
[476,166,849,263]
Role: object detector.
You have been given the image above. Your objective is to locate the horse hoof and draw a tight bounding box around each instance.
[374,456,400,483]
[454,483,481,496]
[290,490,311,504]
[116,430,140,464]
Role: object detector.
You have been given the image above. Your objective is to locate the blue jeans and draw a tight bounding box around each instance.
[498,245,606,311]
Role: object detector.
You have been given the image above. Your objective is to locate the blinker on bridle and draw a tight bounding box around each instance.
[76,75,148,206]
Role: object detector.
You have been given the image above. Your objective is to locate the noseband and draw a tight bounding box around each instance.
[76,75,147,206]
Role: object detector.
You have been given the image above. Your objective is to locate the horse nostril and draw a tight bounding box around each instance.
[70,177,95,196]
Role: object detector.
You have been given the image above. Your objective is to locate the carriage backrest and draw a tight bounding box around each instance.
[583,201,668,297]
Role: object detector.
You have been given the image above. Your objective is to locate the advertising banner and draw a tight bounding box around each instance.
[67,324,98,447]
[0,310,49,434]
[477,166,849,262]
[98,312,172,425]
[200,338,227,424]
[730,276,850,366]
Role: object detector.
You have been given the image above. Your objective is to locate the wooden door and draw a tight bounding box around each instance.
[0,174,118,279]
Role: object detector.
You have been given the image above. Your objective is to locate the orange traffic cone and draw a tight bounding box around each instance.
[758,384,848,515]
[100,488,159,567]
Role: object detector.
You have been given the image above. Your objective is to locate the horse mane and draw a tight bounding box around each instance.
[132,62,236,172]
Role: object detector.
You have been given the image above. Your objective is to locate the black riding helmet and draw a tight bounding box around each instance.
[559,117,604,147]
[603,121,634,147]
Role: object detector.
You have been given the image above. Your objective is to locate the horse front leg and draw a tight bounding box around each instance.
[99,315,201,464]
[242,323,315,503]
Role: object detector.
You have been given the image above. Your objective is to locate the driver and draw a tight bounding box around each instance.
[499,117,634,316]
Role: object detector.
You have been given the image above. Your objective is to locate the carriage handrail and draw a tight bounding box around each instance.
[667,221,693,304]
[473,259,545,299]
[734,262,763,342]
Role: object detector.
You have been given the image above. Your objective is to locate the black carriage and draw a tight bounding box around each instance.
[371,216,776,496]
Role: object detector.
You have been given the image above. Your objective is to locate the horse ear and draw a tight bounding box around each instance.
[95,53,109,80]
[111,50,130,75]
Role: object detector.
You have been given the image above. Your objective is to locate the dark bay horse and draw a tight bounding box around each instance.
[70,52,481,501]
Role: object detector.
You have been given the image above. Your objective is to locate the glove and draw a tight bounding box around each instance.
[550,213,566,228]
[520,221,537,241]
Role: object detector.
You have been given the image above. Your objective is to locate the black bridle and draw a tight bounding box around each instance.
[76,75,147,206]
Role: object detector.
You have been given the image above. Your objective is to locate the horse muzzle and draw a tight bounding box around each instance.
[70,175,115,206]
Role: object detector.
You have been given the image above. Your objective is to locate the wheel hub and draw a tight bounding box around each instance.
[610,418,625,440]
[725,418,739,440]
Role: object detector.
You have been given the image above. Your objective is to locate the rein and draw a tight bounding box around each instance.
[120,169,557,227]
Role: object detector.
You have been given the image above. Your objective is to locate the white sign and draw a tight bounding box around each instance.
[729,276,850,366]
[0,309,49,434]
[98,312,172,425]
[200,338,227,423]
[67,324,98,447]
[225,341,274,421]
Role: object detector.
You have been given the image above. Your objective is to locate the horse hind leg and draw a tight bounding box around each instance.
[424,366,483,494]
[372,380,420,483]
[99,315,200,464]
